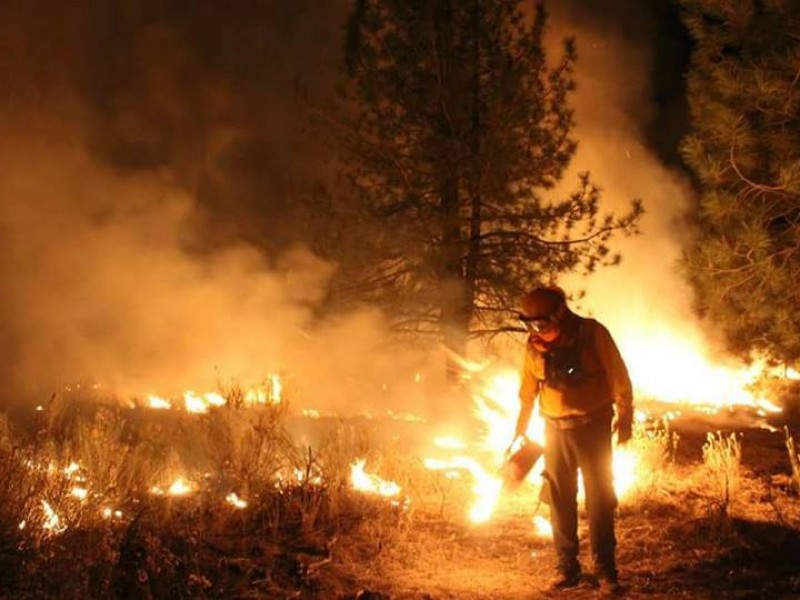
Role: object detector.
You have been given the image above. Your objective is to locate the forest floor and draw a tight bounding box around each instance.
[329,425,800,600]
[1,396,800,599]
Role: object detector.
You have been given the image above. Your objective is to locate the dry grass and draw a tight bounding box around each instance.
[0,396,799,599]
[786,426,800,495]
[701,431,742,521]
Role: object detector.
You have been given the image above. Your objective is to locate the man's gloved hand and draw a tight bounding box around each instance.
[613,408,633,445]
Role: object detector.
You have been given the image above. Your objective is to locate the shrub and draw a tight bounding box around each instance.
[701,431,742,520]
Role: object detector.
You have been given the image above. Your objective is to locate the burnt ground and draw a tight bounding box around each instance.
[2,401,800,599]
[325,419,800,600]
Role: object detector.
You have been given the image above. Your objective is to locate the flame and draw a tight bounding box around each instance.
[386,410,426,423]
[183,391,225,413]
[225,493,248,509]
[421,367,542,524]
[71,487,88,500]
[350,459,401,498]
[151,477,193,496]
[610,445,640,499]
[41,500,65,533]
[422,456,503,522]
[424,363,685,526]
[243,376,281,406]
[288,467,323,486]
[148,395,172,409]
[244,389,266,405]
[269,373,282,403]
[167,478,193,496]
[143,376,282,413]
[533,515,553,537]
[433,436,468,450]
[473,370,545,449]
[619,328,782,413]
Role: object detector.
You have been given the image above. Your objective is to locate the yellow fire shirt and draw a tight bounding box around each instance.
[519,317,633,420]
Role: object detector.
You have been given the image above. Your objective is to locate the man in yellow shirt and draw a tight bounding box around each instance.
[514,286,633,593]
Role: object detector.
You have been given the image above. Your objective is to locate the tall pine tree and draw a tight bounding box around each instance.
[680,0,800,363]
[330,0,641,363]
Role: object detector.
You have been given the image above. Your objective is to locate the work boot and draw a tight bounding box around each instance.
[599,579,623,596]
[548,570,581,591]
[594,573,623,596]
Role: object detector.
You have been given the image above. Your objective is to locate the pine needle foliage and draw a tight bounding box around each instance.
[329,0,641,352]
[679,0,800,363]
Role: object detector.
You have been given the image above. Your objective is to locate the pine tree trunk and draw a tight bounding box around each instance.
[440,172,466,369]
[433,0,468,381]
[464,0,482,346]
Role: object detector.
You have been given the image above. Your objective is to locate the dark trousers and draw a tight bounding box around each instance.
[543,410,617,578]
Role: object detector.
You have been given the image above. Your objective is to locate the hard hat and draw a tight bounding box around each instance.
[520,287,566,320]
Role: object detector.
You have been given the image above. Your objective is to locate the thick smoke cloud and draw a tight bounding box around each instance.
[545,2,748,393]
[0,114,421,410]
[548,0,696,323]
[0,0,441,416]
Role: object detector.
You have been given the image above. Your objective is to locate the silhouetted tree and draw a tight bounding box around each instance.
[331,0,641,365]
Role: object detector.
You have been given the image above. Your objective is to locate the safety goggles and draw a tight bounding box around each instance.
[518,314,558,334]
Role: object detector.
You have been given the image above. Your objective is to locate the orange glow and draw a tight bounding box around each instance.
[424,345,786,529]
[71,487,88,500]
[143,377,282,413]
[183,391,225,413]
[168,478,193,496]
[147,394,172,409]
[618,329,781,414]
[41,500,65,534]
[225,493,248,509]
[433,436,468,450]
[350,459,401,498]
[101,507,123,519]
[423,455,502,522]
[533,515,553,538]
[151,477,194,496]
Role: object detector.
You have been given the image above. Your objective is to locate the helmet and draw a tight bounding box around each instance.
[520,287,566,320]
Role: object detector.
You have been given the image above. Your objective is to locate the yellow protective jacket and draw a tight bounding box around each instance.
[519,313,633,421]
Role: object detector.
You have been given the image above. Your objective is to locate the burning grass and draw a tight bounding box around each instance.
[0,391,410,598]
[1,387,800,598]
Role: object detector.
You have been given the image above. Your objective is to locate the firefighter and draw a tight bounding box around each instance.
[513,286,633,593]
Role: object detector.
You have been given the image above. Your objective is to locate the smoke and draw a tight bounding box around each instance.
[0,0,744,419]
[0,0,445,417]
[541,3,726,358]
[0,114,394,407]
[530,2,766,406]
